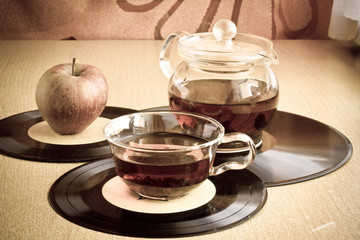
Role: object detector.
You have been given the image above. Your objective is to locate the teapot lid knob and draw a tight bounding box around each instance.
[213,19,237,44]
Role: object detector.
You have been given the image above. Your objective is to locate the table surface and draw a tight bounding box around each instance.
[0,40,359,240]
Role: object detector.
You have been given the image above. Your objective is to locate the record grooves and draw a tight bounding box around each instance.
[48,158,267,238]
[144,107,353,187]
[0,106,137,162]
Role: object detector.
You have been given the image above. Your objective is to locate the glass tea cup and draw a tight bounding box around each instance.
[104,111,256,200]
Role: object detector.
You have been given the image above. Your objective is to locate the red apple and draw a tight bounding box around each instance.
[35,59,108,134]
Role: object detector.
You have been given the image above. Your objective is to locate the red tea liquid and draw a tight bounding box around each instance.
[113,132,211,199]
[169,79,279,143]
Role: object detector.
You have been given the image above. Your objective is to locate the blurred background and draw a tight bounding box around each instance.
[0,0,358,43]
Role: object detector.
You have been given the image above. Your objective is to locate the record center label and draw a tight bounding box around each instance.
[102,176,216,214]
[27,117,109,145]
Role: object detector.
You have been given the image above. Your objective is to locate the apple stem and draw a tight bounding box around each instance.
[72,58,76,76]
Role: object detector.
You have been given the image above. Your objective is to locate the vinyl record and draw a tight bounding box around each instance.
[48,158,267,238]
[143,107,353,187]
[0,106,137,162]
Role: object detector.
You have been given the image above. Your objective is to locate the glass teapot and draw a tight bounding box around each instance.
[160,19,279,148]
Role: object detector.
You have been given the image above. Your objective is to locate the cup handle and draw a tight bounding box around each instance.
[159,31,189,79]
[210,133,256,176]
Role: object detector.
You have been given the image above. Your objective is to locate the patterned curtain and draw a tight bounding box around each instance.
[0,0,333,40]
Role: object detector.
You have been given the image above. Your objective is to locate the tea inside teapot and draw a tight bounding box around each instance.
[169,78,278,145]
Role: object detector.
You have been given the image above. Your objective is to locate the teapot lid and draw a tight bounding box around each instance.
[178,19,278,64]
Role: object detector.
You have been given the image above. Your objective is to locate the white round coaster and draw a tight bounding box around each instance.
[102,177,216,214]
[27,117,109,145]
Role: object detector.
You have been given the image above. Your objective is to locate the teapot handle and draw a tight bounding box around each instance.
[159,31,189,79]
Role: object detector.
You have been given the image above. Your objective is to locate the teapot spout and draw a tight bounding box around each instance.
[266,49,279,65]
